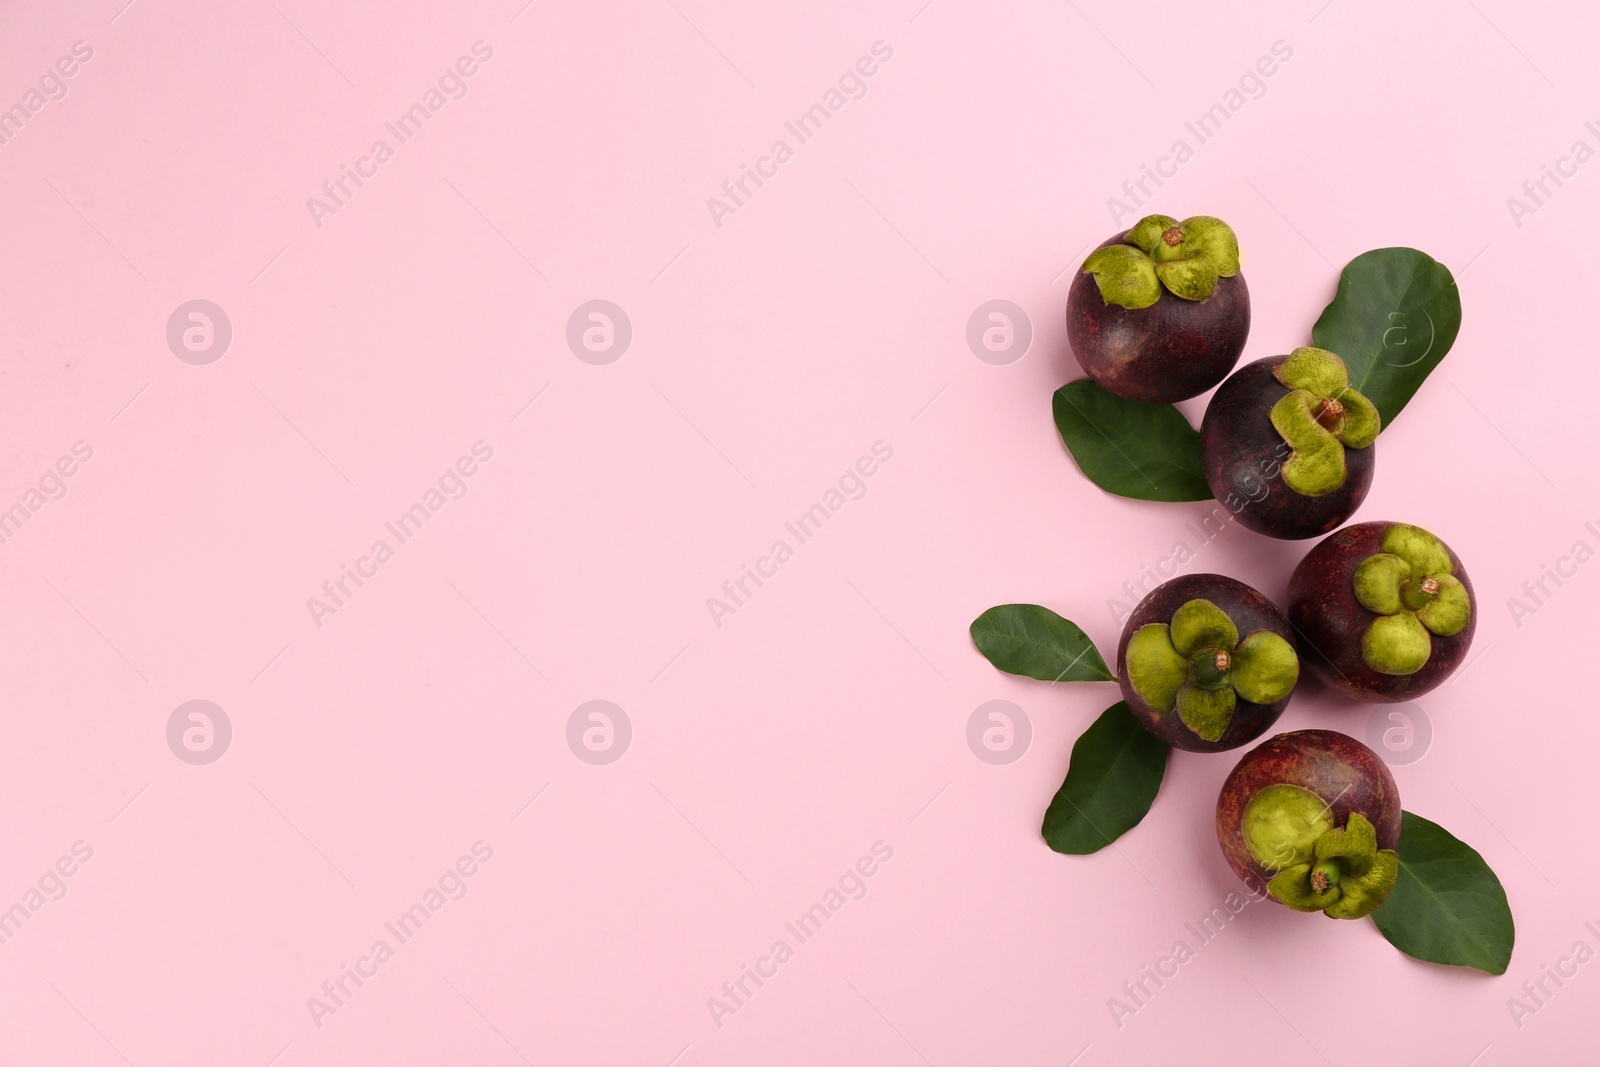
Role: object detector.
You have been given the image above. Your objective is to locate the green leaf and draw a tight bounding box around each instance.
[1052,380,1212,502]
[1042,702,1169,854]
[1310,248,1462,428]
[1371,810,1514,974]
[970,605,1114,682]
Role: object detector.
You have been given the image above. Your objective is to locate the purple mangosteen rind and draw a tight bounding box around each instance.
[1116,573,1299,753]
[1288,521,1477,702]
[1066,218,1250,405]
[1215,730,1402,919]
[1201,354,1376,540]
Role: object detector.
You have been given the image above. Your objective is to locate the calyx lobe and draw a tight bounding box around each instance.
[1082,215,1241,309]
[1353,524,1470,675]
[1269,347,1381,497]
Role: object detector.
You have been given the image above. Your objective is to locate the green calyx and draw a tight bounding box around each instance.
[1082,215,1240,309]
[1125,598,1298,742]
[1268,348,1381,497]
[1272,815,1398,919]
[1353,524,1470,675]
[1243,786,1398,919]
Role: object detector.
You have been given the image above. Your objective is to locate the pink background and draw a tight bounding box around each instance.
[1,0,1596,1063]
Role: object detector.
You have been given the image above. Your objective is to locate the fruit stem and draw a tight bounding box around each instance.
[1191,649,1232,688]
[1401,577,1439,611]
[1312,397,1345,433]
[1150,226,1186,263]
[1310,860,1341,893]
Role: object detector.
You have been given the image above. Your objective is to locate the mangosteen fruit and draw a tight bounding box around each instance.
[1200,347,1379,540]
[1117,573,1299,752]
[1066,214,1249,403]
[1216,729,1401,919]
[1288,521,1476,702]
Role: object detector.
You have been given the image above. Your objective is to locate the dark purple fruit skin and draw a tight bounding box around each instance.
[1200,355,1375,540]
[1216,729,1401,891]
[1066,231,1249,404]
[1288,521,1476,703]
[1116,573,1296,753]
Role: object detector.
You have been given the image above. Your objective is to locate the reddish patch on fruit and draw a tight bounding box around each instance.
[1200,355,1375,540]
[1216,729,1401,891]
[1116,573,1296,752]
[1066,231,1250,404]
[1288,521,1477,702]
